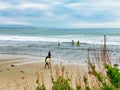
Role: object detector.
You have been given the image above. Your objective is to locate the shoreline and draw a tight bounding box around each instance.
[0,54,87,65]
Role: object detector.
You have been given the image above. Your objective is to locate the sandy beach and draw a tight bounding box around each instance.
[0,0,120,89]
[0,54,87,90]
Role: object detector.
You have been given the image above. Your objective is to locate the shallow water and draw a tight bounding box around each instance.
[0,28,120,64]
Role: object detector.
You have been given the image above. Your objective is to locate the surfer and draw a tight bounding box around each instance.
[58,41,60,46]
[76,40,80,46]
[44,51,52,69]
[71,40,74,46]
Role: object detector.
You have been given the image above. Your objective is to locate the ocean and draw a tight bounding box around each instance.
[0,28,120,64]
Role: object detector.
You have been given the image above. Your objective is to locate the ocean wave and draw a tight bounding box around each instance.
[0,35,120,45]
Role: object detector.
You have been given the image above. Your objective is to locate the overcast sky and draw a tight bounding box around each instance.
[0,0,120,28]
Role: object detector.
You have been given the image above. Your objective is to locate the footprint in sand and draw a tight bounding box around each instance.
[21,76,25,79]
[20,71,25,74]
[11,64,15,67]
[7,68,10,71]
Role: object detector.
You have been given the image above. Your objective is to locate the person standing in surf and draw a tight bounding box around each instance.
[71,40,74,46]
[76,40,80,46]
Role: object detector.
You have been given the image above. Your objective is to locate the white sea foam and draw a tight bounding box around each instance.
[0,35,120,45]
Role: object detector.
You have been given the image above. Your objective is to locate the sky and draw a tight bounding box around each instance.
[0,0,120,28]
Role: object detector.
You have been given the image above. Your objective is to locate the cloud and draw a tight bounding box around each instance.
[68,21,120,28]
[50,1,63,5]
[66,0,120,10]
[18,3,50,10]
[2,21,30,25]
[0,2,12,10]
[65,0,120,17]
[0,17,30,25]
[0,2,50,11]
[0,0,120,27]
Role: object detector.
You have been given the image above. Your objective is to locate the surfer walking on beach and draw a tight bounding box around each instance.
[44,51,52,69]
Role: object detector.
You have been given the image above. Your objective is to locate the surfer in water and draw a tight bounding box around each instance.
[71,40,74,46]
[76,40,80,46]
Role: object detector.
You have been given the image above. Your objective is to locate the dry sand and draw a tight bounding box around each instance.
[0,54,87,90]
